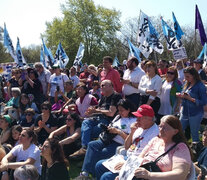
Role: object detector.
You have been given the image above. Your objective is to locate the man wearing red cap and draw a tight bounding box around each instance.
[95,104,159,179]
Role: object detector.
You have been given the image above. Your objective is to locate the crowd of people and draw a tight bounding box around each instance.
[0,55,207,180]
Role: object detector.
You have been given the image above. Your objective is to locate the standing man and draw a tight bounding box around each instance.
[121,57,145,108]
[100,56,122,93]
[193,58,207,83]
[34,62,51,99]
[69,66,80,88]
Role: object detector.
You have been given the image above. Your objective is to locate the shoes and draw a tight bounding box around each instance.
[69,148,86,159]
[73,172,93,180]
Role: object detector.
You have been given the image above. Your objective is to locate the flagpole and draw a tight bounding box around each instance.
[195,29,197,58]
[153,50,158,63]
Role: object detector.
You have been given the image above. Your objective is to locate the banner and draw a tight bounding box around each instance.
[127,38,141,62]
[42,39,56,68]
[172,12,184,41]
[198,43,207,61]
[3,23,17,63]
[137,11,152,58]
[195,5,207,46]
[16,37,26,66]
[54,42,69,69]
[40,47,47,68]
[147,20,164,54]
[73,43,85,67]
[172,47,187,60]
[112,56,120,67]
[161,18,181,50]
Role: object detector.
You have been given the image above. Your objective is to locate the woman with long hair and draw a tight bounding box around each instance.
[41,138,69,180]
[0,129,41,180]
[157,66,182,123]
[49,112,81,157]
[177,66,207,143]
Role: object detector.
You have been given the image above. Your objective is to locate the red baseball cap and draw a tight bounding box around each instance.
[132,104,154,118]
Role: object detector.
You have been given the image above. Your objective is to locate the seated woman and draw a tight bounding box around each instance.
[40,138,69,180]
[0,115,12,145]
[49,112,81,157]
[89,80,101,101]
[8,125,22,148]
[18,93,39,123]
[20,108,35,130]
[34,101,58,145]
[117,115,192,180]
[0,129,41,180]
[68,83,98,119]
[77,99,137,178]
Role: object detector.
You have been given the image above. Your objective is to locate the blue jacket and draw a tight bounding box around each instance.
[181,81,207,116]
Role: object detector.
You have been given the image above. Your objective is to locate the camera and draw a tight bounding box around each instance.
[99,123,108,131]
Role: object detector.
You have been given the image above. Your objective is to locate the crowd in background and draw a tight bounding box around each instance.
[0,56,207,179]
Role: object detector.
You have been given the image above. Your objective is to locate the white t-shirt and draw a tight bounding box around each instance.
[112,117,137,145]
[178,69,184,84]
[10,143,41,174]
[38,69,51,95]
[126,123,159,157]
[69,75,80,88]
[49,73,69,97]
[158,81,173,115]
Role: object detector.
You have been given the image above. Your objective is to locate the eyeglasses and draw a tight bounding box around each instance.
[25,113,32,116]
[41,107,49,110]
[20,134,26,137]
[101,84,106,88]
[167,72,175,75]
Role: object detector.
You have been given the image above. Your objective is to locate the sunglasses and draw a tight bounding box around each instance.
[41,107,49,110]
[101,84,106,88]
[26,113,33,116]
[20,134,26,137]
[167,72,175,75]
[66,118,73,121]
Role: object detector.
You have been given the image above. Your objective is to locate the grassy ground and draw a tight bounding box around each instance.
[69,159,83,179]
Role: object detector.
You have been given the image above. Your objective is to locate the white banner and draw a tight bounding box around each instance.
[172,47,187,60]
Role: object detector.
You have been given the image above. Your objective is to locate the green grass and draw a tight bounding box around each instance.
[68,159,83,179]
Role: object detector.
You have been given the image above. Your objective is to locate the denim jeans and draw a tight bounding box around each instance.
[95,159,118,180]
[81,116,109,147]
[180,112,203,142]
[82,139,121,176]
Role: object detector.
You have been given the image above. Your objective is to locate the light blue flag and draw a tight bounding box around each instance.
[161,18,181,50]
[148,20,164,54]
[112,56,120,67]
[54,42,69,69]
[127,38,141,62]
[42,39,55,68]
[73,43,85,67]
[3,23,17,63]
[198,43,207,60]
[16,37,26,66]
[172,12,184,41]
[40,47,47,68]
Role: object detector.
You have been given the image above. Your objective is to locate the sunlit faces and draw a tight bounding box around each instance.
[102,59,111,69]
[184,72,194,83]
[146,65,155,75]
[66,115,75,126]
[0,118,9,129]
[41,140,51,157]
[118,106,130,118]
[19,130,31,144]
[159,121,178,139]
[12,129,21,141]
[136,116,151,128]
[76,86,86,97]
[21,96,29,105]
[202,131,207,147]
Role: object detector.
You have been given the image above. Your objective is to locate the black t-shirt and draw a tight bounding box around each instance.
[98,92,122,120]
[35,114,58,145]
[20,117,35,127]
[41,162,69,180]
[9,78,20,88]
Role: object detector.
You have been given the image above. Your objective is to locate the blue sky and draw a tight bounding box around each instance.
[0,0,206,47]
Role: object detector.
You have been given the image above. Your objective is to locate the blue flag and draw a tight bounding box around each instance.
[16,37,26,66]
[127,38,141,62]
[3,23,17,63]
[73,43,85,67]
[40,47,47,68]
[172,12,184,41]
[54,42,69,69]
[161,18,181,50]
[148,20,164,54]
[42,39,55,68]
[198,43,207,60]
[112,56,120,67]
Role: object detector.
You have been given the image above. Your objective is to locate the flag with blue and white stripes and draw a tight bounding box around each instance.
[73,43,85,67]
[127,38,141,62]
[172,12,184,41]
[16,37,27,66]
[55,42,69,69]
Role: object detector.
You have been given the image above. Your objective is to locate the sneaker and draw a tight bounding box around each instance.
[73,172,91,180]
[69,148,86,159]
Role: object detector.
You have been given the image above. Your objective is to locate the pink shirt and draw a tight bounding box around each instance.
[141,136,191,172]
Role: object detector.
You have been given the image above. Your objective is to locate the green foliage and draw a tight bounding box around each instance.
[22,45,41,63]
[43,0,121,66]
